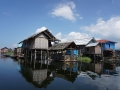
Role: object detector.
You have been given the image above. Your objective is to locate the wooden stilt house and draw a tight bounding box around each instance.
[76,37,96,55]
[19,29,60,60]
[96,39,117,58]
[49,41,78,61]
[76,37,102,61]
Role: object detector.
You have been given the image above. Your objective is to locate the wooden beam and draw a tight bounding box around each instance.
[43,31,53,39]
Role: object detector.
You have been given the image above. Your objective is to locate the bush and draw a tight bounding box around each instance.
[77,56,91,63]
[5,52,13,55]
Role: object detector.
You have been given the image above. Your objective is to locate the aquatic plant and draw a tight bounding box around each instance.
[77,56,91,63]
[5,52,14,55]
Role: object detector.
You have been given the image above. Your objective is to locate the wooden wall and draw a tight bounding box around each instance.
[95,45,101,54]
[17,48,22,54]
[28,39,35,49]
[86,45,101,54]
[86,47,95,54]
[22,33,49,49]
[35,34,48,49]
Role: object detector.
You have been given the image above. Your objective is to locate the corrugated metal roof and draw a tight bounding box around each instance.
[75,38,93,45]
[86,42,99,47]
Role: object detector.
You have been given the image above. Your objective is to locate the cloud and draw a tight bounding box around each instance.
[55,31,92,45]
[51,1,82,21]
[116,43,120,49]
[55,32,62,40]
[80,16,120,49]
[13,44,18,48]
[35,27,47,33]
[2,12,11,16]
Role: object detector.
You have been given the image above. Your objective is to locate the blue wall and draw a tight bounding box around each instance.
[67,50,78,55]
[102,42,115,50]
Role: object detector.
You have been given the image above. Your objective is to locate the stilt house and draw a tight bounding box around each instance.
[19,29,60,60]
[49,41,78,61]
[97,39,117,57]
[76,37,96,54]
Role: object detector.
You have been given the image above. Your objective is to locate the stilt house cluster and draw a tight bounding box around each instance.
[14,29,117,61]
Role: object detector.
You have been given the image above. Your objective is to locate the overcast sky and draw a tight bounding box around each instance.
[0,0,120,49]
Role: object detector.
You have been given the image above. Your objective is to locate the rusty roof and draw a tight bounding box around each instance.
[96,39,117,43]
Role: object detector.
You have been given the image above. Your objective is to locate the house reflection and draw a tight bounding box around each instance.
[19,61,79,88]
[55,62,78,83]
[77,63,102,80]
[20,62,54,88]
[79,63,102,74]
[103,62,118,75]
[19,60,118,88]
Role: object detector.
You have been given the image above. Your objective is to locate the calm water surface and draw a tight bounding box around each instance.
[0,55,120,90]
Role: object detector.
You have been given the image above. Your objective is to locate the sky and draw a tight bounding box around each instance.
[0,0,120,49]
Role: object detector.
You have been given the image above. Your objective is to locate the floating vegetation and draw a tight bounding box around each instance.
[77,56,91,63]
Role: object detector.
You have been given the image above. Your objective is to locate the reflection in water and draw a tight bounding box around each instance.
[19,61,54,88]
[0,55,120,90]
[19,60,79,88]
[103,63,119,76]
[20,59,120,87]
[19,60,108,88]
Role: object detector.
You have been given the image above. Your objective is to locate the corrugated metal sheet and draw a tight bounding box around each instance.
[86,42,99,47]
[75,38,93,45]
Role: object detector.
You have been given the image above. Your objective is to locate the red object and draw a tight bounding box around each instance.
[1,48,4,53]
[96,39,116,43]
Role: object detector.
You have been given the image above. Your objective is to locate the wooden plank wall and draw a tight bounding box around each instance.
[95,45,101,54]
[35,34,48,49]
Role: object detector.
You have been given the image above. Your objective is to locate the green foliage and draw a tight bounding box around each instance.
[5,52,14,55]
[77,56,91,63]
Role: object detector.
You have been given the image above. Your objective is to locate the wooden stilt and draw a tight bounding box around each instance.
[41,50,42,60]
[34,61,35,69]
[26,49,27,58]
[35,49,36,60]
[31,50,32,62]
[94,54,95,63]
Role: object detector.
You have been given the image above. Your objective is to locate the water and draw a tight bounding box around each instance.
[0,55,120,90]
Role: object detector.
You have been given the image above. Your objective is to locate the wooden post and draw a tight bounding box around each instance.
[35,49,36,60]
[47,50,49,65]
[41,50,42,60]
[26,49,27,58]
[94,54,95,63]
[34,60,35,69]
[31,50,32,61]
[28,49,30,57]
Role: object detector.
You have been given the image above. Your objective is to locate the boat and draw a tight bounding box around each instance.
[10,55,17,59]
[19,56,25,59]
[3,54,10,57]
